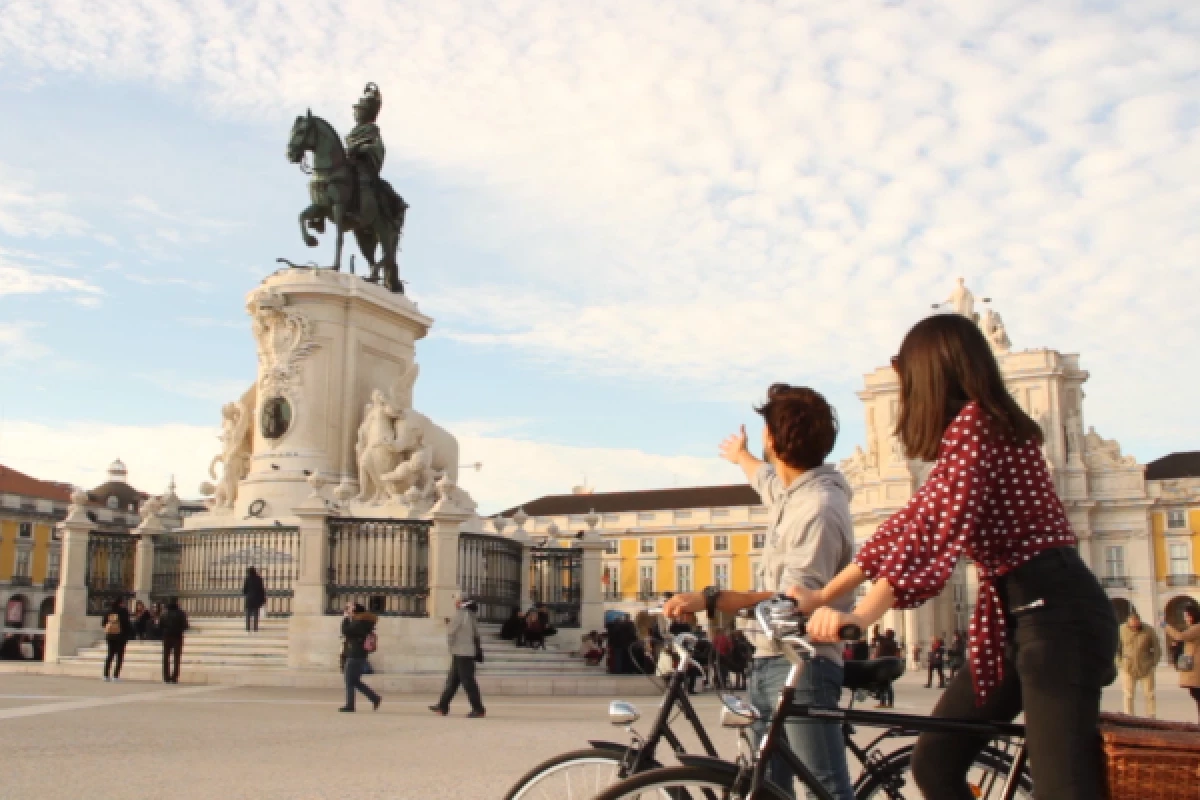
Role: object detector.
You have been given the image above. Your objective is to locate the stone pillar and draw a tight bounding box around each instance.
[429,506,468,622]
[287,487,332,669]
[44,491,95,663]
[577,537,606,636]
[511,508,533,609]
[132,513,165,607]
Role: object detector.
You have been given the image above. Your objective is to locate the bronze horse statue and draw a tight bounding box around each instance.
[286,111,408,292]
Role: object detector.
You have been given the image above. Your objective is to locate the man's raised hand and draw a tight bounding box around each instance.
[719,425,750,464]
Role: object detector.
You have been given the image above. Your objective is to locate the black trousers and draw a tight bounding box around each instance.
[162,636,183,682]
[343,657,380,710]
[926,663,945,687]
[104,635,126,678]
[911,547,1118,800]
[436,655,484,713]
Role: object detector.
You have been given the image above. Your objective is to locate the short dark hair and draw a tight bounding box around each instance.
[352,603,366,613]
[754,384,838,470]
[894,314,1042,461]
[1184,606,1199,626]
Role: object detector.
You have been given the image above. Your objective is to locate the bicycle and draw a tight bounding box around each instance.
[590,597,1033,800]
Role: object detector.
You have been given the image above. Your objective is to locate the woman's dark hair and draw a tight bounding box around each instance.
[894,314,1042,461]
[1185,606,1199,626]
[754,384,838,470]
[246,566,258,578]
[352,603,366,613]
[110,598,124,611]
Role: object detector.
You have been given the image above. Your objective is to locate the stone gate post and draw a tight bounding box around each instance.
[287,487,332,669]
[44,490,96,663]
[429,505,468,621]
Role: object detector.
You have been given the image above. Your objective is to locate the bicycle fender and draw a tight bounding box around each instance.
[586,740,633,754]
[677,755,740,775]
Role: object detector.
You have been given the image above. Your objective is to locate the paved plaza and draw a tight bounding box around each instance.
[1,667,1197,799]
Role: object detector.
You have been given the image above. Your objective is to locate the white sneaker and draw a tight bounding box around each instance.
[102,676,110,682]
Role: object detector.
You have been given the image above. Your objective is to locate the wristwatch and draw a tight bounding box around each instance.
[702,585,722,619]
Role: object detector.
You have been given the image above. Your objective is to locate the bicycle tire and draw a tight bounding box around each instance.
[855,743,1034,799]
[592,764,791,800]
[504,747,663,800]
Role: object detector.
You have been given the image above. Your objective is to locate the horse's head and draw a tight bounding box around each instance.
[286,110,313,164]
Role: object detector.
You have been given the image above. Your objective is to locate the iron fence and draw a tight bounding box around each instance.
[85,532,137,615]
[530,547,582,628]
[151,527,299,617]
[326,518,429,616]
[458,533,523,624]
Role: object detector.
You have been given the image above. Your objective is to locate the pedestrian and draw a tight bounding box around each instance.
[101,597,133,682]
[146,603,164,641]
[947,631,966,679]
[430,597,486,718]
[159,599,189,684]
[523,607,546,650]
[242,566,267,634]
[132,600,152,640]
[925,637,946,689]
[1165,606,1200,723]
[339,602,381,712]
[1118,611,1162,717]
[664,384,856,800]
[873,630,902,708]
[795,313,1119,800]
[851,634,870,661]
[499,608,525,646]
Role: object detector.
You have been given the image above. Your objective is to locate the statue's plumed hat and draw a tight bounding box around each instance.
[354,82,382,121]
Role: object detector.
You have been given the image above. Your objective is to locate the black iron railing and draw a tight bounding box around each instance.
[1167,574,1198,588]
[10,575,32,587]
[85,532,137,615]
[530,547,582,628]
[151,527,299,617]
[1101,575,1132,589]
[326,518,429,617]
[458,533,523,624]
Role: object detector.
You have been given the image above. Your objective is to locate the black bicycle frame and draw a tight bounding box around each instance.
[611,660,721,776]
[748,679,1029,800]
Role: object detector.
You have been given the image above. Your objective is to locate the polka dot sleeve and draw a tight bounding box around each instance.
[853,405,995,609]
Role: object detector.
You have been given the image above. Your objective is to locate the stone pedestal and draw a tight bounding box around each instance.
[132,517,164,607]
[429,507,468,622]
[44,492,98,663]
[577,536,607,636]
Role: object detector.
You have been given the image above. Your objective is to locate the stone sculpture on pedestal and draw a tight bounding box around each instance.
[1084,426,1137,468]
[208,393,255,510]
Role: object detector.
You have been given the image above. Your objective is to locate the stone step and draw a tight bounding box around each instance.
[66,653,289,667]
[78,644,288,658]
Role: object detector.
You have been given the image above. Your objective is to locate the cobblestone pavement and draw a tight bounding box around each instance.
[1,668,1195,799]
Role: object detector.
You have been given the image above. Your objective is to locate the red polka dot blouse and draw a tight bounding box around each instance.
[853,402,1076,703]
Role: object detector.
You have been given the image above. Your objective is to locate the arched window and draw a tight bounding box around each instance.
[38,597,55,629]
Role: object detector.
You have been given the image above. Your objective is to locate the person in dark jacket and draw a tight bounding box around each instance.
[339,603,381,712]
[132,600,153,640]
[925,637,947,689]
[947,631,967,679]
[159,599,189,684]
[242,566,267,634]
[101,597,134,682]
[500,608,526,646]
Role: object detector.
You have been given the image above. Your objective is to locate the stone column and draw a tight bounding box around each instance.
[511,508,533,609]
[577,537,607,636]
[132,513,165,608]
[44,491,95,663]
[287,485,332,669]
[429,506,468,622]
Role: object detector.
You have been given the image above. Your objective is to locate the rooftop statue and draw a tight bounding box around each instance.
[285,83,409,292]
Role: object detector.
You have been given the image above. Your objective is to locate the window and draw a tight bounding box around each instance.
[675,511,692,520]
[603,565,621,599]
[1169,543,1190,576]
[640,538,655,554]
[18,522,32,538]
[47,548,61,581]
[639,565,655,597]
[603,513,621,524]
[751,561,765,591]
[1105,546,1125,578]
[752,533,766,550]
[14,548,32,578]
[637,512,656,522]
[676,536,691,553]
[676,564,693,593]
[713,563,729,590]
[1168,510,1188,530]
[712,509,730,519]
[713,535,729,552]
[604,539,619,555]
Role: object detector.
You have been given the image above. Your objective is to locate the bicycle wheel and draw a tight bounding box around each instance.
[505,747,660,800]
[592,764,791,800]
[856,744,1034,799]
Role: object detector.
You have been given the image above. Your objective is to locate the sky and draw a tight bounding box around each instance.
[0,0,1197,514]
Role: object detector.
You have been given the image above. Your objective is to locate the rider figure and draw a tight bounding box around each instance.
[346,83,385,217]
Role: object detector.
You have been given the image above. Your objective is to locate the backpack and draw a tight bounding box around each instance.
[363,632,377,654]
[105,614,122,636]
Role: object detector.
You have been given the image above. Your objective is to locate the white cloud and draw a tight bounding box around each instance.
[0,323,50,364]
[1,0,1198,448]
[0,417,733,515]
[135,372,252,403]
[0,161,88,238]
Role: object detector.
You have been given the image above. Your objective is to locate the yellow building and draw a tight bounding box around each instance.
[0,465,71,630]
[1147,452,1200,627]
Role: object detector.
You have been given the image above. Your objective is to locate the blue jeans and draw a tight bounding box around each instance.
[749,656,853,800]
[343,657,380,710]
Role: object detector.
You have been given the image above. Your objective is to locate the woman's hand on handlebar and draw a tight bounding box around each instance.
[807,607,866,643]
[663,592,704,619]
[785,585,824,614]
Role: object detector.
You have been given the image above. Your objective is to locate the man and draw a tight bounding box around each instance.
[1119,611,1162,717]
[346,82,386,218]
[925,636,946,689]
[159,599,189,684]
[430,597,485,718]
[665,384,854,800]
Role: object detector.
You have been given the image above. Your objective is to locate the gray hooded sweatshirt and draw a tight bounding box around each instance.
[746,463,856,663]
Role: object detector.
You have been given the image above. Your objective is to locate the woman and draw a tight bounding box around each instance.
[796,313,1117,800]
[338,603,381,712]
[499,608,525,646]
[131,601,152,640]
[925,637,946,689]
[874,630,902,708]
[242,566,267,633]
[101,598,133,682]
[1165,606,1200,722]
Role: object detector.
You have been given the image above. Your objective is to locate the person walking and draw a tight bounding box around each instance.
[794,313,1118,800]
[242,566,267,634]
[925,637,946,689]
[430,597,486,718]
[947,631,967,679]
[338,603,381,712]
[132,600,152,640]
[101,598,133,682]
[159,599,189,684]
[1165,606,1200,723]
[873,629,902,708]
[1118,611,1162,717]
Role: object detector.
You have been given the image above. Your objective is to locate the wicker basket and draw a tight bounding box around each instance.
[1099,712,1200,799]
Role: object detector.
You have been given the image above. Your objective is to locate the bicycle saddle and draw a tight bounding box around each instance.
[842,657,906,692]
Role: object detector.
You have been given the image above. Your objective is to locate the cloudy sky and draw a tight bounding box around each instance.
[0,0,1197,512]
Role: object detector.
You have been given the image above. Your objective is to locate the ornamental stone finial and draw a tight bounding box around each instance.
[513,507,529,531]
[492,515,509,536]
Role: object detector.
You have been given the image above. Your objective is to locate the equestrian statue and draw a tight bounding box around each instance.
[285,83,409,292]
